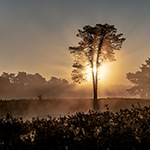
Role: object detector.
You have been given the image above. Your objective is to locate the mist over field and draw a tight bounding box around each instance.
[1,98,150,120]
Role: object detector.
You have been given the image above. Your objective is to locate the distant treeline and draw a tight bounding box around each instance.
[0,72,74,99]
[0,72,132,99]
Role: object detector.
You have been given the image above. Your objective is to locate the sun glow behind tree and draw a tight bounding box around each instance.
[84,64,109,84]
[69,23,125,110]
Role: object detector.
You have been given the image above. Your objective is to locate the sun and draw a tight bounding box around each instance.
[99,65,108,80]
[84,64,109,84]
[84,65,92,81]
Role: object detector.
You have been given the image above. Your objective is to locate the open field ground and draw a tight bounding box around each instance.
[0,98,150,119]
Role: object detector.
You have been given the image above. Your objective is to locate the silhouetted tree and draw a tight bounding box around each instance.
[127,58,150,98]
[0,72,47,98]
[1,72,16,84]
[69,23,125,110]
[0,72,73,99]
[0,76,12,96]
[0,73,16,98]
[28,73,46,85]
[47,77,70,97]
[15,72,28,86]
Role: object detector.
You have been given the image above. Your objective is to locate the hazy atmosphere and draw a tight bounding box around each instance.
[0,0,150,89]
[1,2,150,149]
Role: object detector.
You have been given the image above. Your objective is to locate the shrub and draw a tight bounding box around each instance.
[1,105,150,149]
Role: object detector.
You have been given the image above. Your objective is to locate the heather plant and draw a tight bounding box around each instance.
[1,104,150,149]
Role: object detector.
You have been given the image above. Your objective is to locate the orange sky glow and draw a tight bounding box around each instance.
[0,1,150,89]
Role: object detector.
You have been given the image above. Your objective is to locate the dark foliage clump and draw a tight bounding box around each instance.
[127,58,150,98]
[1,104,150,149]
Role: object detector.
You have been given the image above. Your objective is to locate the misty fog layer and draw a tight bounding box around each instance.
[0,98,149,120]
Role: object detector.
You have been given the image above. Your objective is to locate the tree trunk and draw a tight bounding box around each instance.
[92,67,99,111]
[92,27,106,111]
[93,28,106,111]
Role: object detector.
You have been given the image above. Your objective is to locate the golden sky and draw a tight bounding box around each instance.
[0,1,150,86]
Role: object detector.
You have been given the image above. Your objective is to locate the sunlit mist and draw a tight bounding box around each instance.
[84,65,92,81]
[99,64,109,81]
[84,63,110,85]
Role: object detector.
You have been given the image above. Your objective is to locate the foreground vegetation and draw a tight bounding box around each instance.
[1,104,150,149]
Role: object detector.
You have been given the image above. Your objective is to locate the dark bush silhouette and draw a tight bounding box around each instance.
[127,58,150,98]
[1,105,150,149]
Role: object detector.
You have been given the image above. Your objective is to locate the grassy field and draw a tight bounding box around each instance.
[0,98,150,119]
